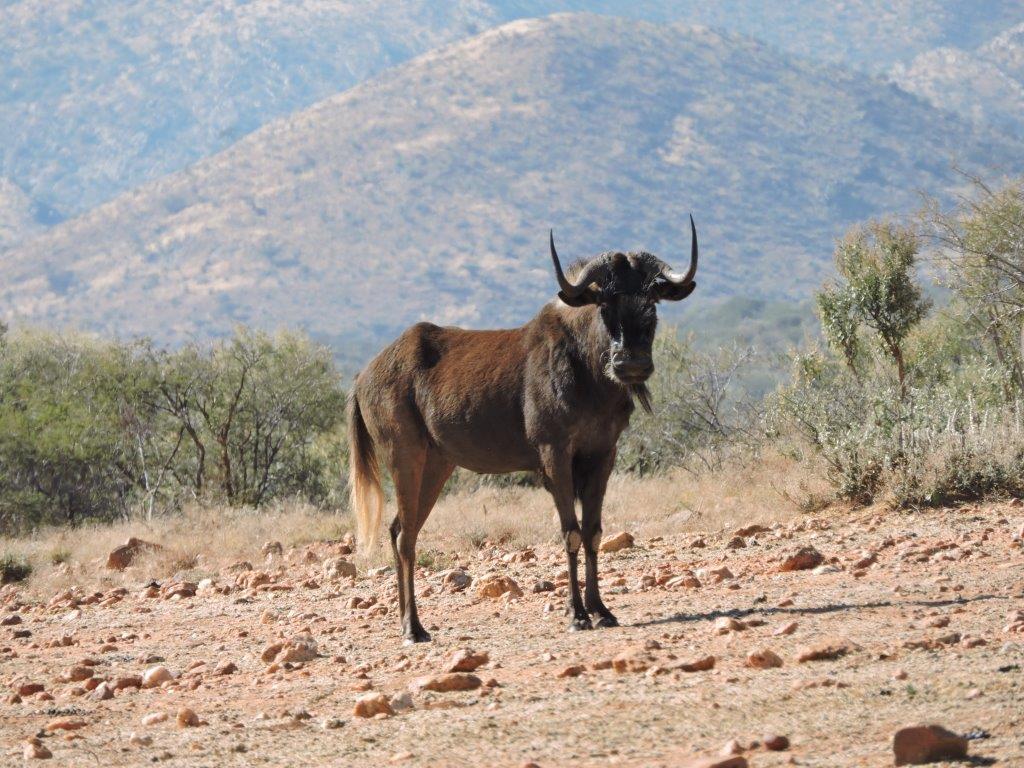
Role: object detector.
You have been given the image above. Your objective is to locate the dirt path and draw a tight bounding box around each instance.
[3,502,1024,766]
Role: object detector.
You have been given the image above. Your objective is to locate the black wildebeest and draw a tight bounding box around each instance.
[348,218,698,642]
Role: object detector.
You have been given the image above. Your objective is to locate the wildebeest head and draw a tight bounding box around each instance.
[549,216,698,388]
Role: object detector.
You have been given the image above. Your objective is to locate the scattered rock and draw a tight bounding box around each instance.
[746,648,784,669]
[411,673,482,692]
[113,675,142,690]
[773,621,798,636]
[893,725,969,765]
[90,681,114,701]
[612,647,656,674]
[720,739,745,755]
[214,661,238,676]
[59,665,93,682]
[46,717,88,732]
[763,734,790,751]
[106,537,161,570]
[475,575,522,599]
[708,566,734,583]
[353,692,393,718]
[323,557,357,581]
[1,613,22,625]
[442,569,472,592]
[141,712,168,726]
[675,655,716,673]
[796,639,850,662]
[261,643,284,662]
[262,541,283,557]
[557,664,585,678]
[389,691,414,712]
[275,634,318,664]
[600,531,635,553]
[679,756,748,768]
[142,665,173,688]
[712,617,746,635]
[17,682,44,696]
[444,648,489,673]
[128,732,152,746]
[779,546,824,572]
[176,707,201,727]
[23,738,52,760]
[664,572,701,589]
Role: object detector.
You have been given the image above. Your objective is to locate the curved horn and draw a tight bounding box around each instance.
[549,230,578,297]
[549,230,612,298]
[661,214,698,285]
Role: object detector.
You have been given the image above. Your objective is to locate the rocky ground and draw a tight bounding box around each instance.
[2,501,1024,767]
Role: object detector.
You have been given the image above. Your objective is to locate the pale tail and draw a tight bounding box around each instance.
[348,391,384,553]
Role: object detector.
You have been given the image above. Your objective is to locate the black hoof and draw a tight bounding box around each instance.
[593,612,619,629]
[568,616,593,632]
[403,627,432,644]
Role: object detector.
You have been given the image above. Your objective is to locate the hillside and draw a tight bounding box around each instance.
[2,14,1022,351]
[2,1,1020,236]
[892,22,1024,139]
[0,179,39,252]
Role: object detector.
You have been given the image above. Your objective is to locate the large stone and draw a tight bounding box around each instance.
[23,739,52,760]
[796,639,850,662]
[475,574,522,599]
[600,531,635,553]
[176,707,201,727]
[410,673,482,693]
[274,634,318,664]
[141,665,173,688]
[322,557,357,581]
[444,648,489,673]
[893,725,968,765]
[353,692,393,718]
[675,655,716,673]
[778,546,824,572]
[442,569,472,592]
[106,537,161,570]
[746,648,784,669]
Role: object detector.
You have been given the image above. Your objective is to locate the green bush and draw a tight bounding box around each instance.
[0,553,32,584]
[618,331,758,475]
[0,327,347,534]
[769,195,1024,507]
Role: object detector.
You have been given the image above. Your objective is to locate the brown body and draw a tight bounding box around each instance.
[349,223,698,641]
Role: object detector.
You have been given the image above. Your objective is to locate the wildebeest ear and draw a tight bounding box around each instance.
[652,280,696,302]
[558,288,603,307]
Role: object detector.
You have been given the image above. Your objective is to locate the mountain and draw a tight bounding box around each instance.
[891,23,1024,139]
[2,1,1020,237]
[0,179,40,252]
[2,14,1021,356]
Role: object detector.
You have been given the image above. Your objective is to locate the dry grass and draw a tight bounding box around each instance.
[0,500,350,597]
[420,451,817,553]
[3,454,822,595]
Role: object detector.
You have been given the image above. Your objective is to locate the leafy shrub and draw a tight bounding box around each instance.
[0,554,32,584]
[0,327,347,534]
[618,331,758,475]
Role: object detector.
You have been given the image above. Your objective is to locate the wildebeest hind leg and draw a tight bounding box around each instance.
[386,443,431,644]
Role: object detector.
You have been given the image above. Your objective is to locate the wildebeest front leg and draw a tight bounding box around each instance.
[579,451,618,628]
[540,446,591,631]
